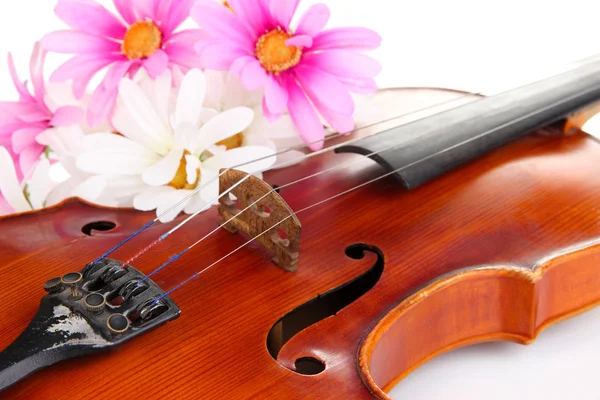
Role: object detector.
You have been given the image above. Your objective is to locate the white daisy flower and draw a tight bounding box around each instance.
[76,68,277,223]
[38,126,142,208]
[203,70,307,167]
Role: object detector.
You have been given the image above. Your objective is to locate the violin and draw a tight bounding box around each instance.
[2,57,600,399]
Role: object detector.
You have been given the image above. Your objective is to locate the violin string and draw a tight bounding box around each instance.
[95,92,475,267]
[152,80,600,301]
[91,132,337,265]
[92,51,600,265]
[114,92,480,270]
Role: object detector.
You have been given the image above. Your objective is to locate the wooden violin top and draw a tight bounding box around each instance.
[1,88,600,399]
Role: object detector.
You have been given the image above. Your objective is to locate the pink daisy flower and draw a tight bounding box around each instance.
[41,0,204,127]
[191,0,381,150]
[0,42,83,179]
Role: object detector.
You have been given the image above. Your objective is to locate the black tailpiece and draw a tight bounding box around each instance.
[0,259,180,391]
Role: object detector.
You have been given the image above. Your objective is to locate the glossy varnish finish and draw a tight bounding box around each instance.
[2,90,600,398]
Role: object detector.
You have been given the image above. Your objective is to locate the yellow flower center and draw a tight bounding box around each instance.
[122,21,162,60]
[216,132,244,150]
[256,28,302,74]
[168,151,200,190]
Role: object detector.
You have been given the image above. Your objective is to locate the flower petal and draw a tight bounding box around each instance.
[198,108,219,124]
[29,42,48,106]
[156,189,193,222]
[262,97,281,123]
[167,29,207,45]
[112,104,168,155]
[245,113,299,140]
[41,30,121,54]
[102,174,147,205]
[0,196,13,215]
[49,54,121,98]
[77,133,160,174]
[304,50,381,79]
[175,69,206,127]
[285,76,325,150]
[286,35,313,48]
[44,84,80,114]
[143,49,169,79]
[7,53,34,102]
[185,154,201,184]
[311,27,382,51]
[50,106,84,127]
[0,146,32,212]
[227,0,267,35]
[338,77,378,94]
[141,147,184,186]
[184,194,207,215]
[77,151,158,175]
[296,4,330,37]
[202,145,276,174]
[164,43,204,70]
[132,0,156,20]
[37,126,84,165]
[230,55,256,78]
[143,69,172,127]
[174,122,201,152]
[163,0,196,34]
[55,0,127,39]
[71,175,108,202]
[134,186,175,211]
[12,128,42,153]
[264,76,288,115]
[197,107,254,150]
[295,65,354,115]
[197,167,219,204]
[203,70,225,110]
[118,78,172,147]
[195,38,248,70]
[191,1,253,48]
[223,73,263,108]
[113,0,137,24]
[240,60,268,91]
[19,146,44,179]
[86,85,118,128]
[28,158,54,209]
[81,132,157,155]
[269,0,299,28]
[103,60,133,89]
[313,98,355,134]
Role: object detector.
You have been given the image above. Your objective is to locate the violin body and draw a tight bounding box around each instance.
[1,88,600,399]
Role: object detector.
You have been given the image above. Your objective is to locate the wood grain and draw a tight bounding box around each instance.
[1,88,600,399]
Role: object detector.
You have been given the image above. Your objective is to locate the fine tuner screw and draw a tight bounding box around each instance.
[107,314,130,334]
[61,272,83,297]
[84,293,106,314]
[44,277,64,293]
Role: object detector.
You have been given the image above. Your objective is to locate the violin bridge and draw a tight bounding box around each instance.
[218,169,302,272]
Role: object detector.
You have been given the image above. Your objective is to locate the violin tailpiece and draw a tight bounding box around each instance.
[0,259,180,392]
[218,169,302,272]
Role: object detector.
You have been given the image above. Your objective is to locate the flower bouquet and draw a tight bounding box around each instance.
[0,0,381,222]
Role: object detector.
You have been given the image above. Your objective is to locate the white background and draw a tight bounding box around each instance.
[2,1,600,399]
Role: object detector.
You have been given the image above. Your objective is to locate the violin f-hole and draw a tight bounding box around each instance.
[266,244,384,375]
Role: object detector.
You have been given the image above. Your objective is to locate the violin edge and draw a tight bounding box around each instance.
[357,238,600,399]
